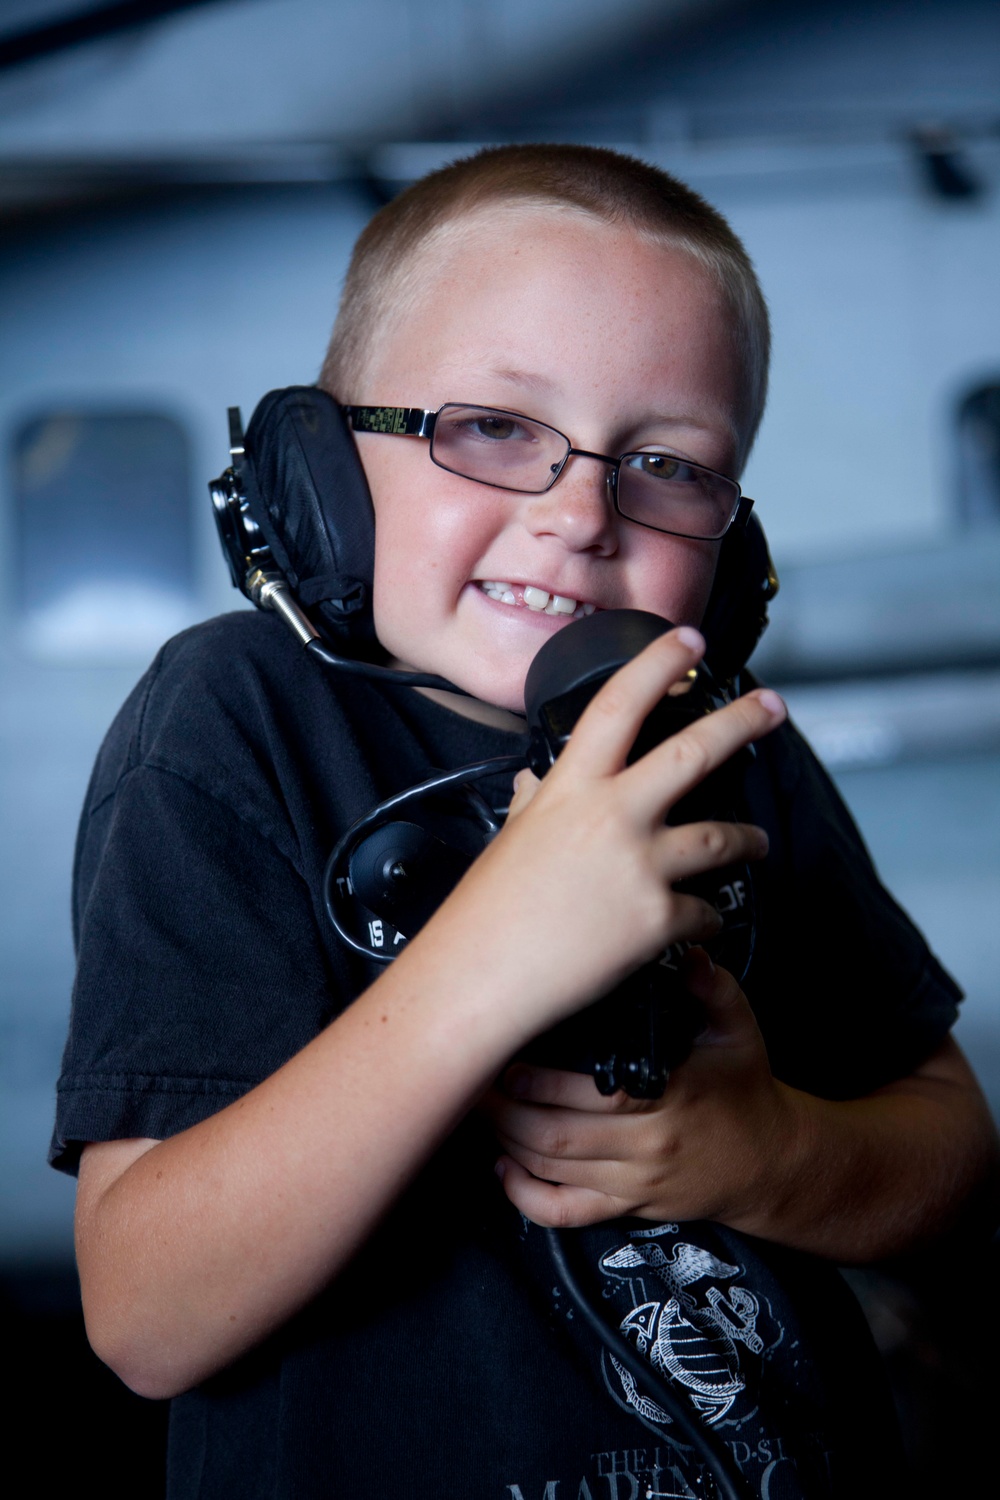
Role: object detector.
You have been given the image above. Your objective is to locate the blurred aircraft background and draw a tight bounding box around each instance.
[1,0,998,1492]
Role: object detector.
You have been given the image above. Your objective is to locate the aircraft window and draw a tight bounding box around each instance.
[12,410,198,660]
[956,382,1000,527]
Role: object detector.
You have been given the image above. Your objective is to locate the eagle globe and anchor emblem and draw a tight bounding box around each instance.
[600,1234,766,1428]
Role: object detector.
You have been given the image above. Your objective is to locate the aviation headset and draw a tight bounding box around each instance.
[212,381,777,1078]
[210,385,777,1498]
[211,384,778,687]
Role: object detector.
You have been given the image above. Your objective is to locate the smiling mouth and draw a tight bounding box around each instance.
[477,581,599,619]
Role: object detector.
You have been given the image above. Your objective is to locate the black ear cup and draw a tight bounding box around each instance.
[701,512,779,683]
[239,387,378,645]
[324,775,515,960]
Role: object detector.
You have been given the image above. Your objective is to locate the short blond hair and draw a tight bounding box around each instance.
[319,144,770,469]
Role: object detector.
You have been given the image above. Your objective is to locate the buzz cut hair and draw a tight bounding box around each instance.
[319,143,770,470]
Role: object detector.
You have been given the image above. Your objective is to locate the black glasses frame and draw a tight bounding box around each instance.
[343,402,752,541]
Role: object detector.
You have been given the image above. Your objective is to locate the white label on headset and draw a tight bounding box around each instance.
[717,880,746,913]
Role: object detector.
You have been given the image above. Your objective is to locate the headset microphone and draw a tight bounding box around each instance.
[520,609,756,1096]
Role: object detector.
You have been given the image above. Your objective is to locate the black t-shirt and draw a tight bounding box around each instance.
[52,611,961,1499]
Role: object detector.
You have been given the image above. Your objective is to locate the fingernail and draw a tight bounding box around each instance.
[756,689,786,718]
[675,626,705,652]
[494,1159,507,1181]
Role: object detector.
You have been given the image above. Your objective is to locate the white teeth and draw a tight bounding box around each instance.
[478,580,597,619]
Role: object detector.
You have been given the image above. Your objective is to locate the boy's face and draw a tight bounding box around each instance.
[352,208,744,712]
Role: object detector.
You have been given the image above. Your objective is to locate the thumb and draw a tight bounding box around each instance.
[506,767,540,820]
[680,948,760,1050]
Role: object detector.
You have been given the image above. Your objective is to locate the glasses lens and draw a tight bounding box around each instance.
[618,453,740,539]
[430,405,569,492]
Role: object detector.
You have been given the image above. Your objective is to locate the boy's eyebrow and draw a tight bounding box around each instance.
[481,366,560,395]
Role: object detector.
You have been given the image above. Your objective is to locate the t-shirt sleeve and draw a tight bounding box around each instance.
[51,763,343,1173]
[743,721,962,1100]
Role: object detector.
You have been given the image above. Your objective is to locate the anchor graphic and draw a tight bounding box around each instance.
[601,1237,763,1425]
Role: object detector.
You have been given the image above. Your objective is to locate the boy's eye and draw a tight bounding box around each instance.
[432,405,561,488]
[627,453,689,481]
[466,415,525,442]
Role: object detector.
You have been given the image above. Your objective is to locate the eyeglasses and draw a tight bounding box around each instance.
[343,402,752,541]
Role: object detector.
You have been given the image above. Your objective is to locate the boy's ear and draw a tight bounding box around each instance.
[240,387,378,646]
[701,513,779,683]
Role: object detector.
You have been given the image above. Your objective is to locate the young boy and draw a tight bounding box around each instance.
[52,146,996,1499]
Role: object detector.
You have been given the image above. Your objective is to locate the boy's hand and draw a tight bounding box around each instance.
[428,626,785,1050]
[483,949,802,1229]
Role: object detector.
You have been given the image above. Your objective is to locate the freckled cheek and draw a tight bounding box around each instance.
[370,451,496,568]
[629,538,719,625]
[370,501,477,656]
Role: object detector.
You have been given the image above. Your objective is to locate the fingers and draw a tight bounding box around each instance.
[489,1101,633,1168]
[484,1069,650,1171]
[493,1120,616,1178]
[505,767,539,821]
[653,818,768,880]
[642,821,759,957]
[657,889,726,946]
[548,623,785,823]
[557,626,708,777]
[481,1068,642,1180]
[624,687,785,825]
[495,1156,626,1229]
[555,623,785,789]
[500,1063,640,1110]
[680,950,765,1053]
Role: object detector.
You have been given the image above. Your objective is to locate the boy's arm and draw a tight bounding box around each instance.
[76,944,548,1401]
[485,952,1000,1261]
[74,629,782,1400]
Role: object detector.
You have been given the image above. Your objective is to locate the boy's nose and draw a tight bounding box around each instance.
[522,452,618,555]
